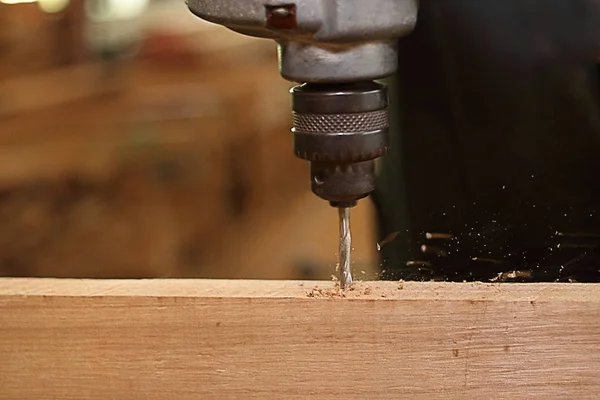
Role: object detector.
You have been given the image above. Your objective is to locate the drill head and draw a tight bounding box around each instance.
[291,81,389,207]
[291,81,389,287]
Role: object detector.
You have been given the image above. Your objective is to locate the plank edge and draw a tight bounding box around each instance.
[0,278,597,302]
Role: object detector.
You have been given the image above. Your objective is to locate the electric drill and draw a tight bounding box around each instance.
[187,0,418,286]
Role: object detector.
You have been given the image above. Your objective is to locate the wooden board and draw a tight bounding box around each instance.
[1,279,599,399]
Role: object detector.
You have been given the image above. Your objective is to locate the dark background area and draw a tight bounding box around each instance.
[376,0,600,282]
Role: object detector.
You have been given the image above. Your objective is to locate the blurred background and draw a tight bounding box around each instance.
[0,0,379,279]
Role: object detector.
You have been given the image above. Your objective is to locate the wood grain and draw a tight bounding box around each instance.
[1,279,599,399]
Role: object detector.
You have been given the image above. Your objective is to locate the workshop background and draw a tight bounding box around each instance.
[0,0,379,279]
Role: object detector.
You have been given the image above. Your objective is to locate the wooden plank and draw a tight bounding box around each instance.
[1,279,599,399]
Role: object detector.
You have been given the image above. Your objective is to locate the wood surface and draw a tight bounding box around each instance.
[1,279,600,399]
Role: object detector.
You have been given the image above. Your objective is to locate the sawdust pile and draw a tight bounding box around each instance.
[306,281,405,299]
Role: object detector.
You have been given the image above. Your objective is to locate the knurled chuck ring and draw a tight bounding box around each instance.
[291,82,389,163]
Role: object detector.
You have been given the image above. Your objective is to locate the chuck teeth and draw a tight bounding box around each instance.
[320,162,372,176]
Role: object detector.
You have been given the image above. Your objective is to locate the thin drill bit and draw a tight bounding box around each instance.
[338,207,352,288]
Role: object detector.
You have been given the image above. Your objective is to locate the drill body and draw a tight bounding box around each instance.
[188,0,418,208]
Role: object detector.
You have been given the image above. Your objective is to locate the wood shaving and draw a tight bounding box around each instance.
[306,282,386,298]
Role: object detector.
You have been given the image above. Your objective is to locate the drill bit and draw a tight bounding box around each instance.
[338,207,352,288]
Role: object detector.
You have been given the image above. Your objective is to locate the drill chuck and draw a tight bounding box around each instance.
[291,82,389,207]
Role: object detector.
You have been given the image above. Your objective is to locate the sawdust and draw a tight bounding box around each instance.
[306,280,406,299]
[307,284,344,298]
